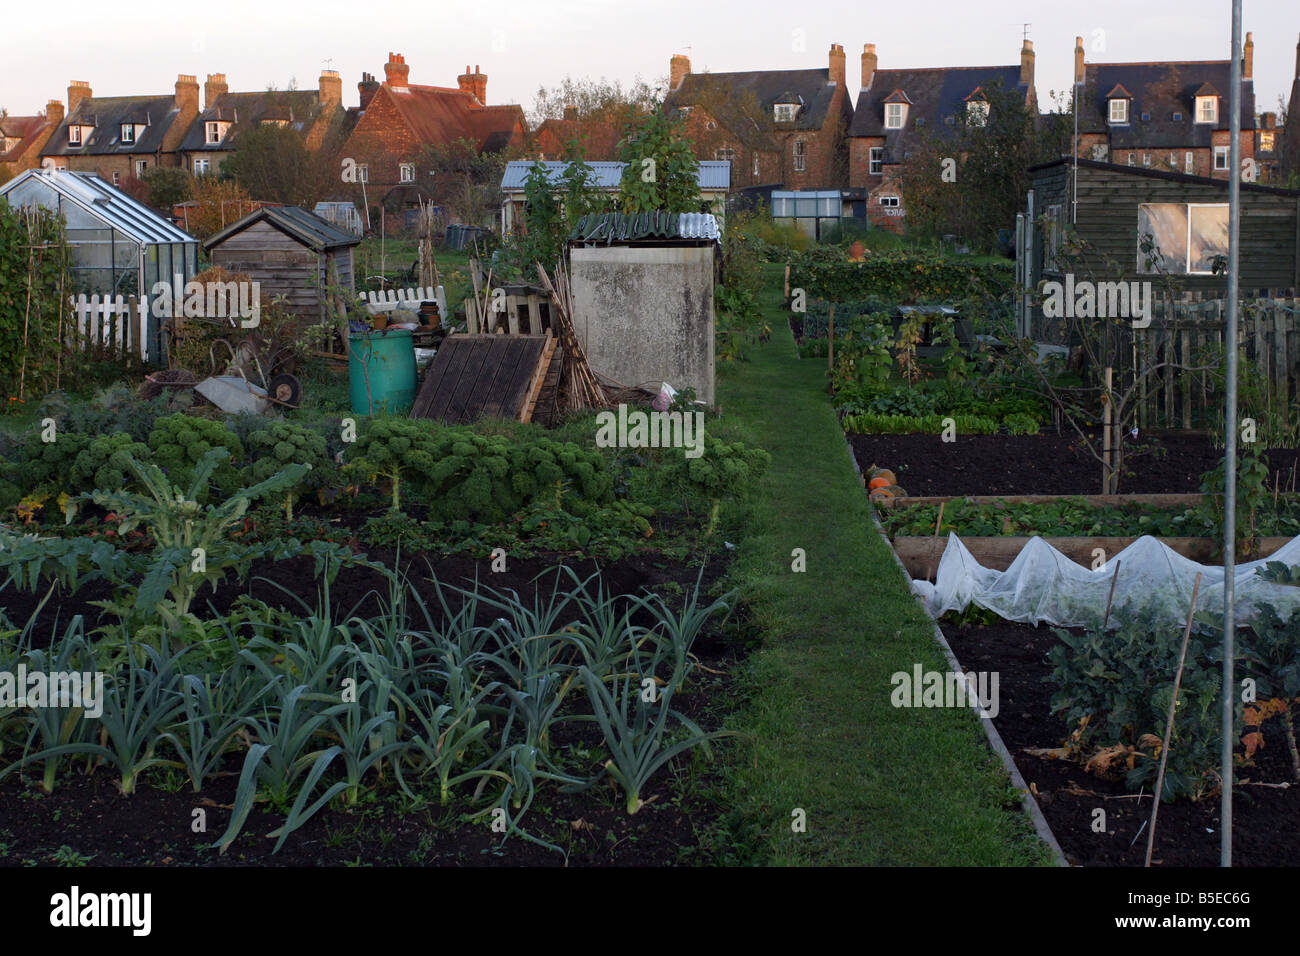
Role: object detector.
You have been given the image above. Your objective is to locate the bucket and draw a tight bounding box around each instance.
[348,329,416,414]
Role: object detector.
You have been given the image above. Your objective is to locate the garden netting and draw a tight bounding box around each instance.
[912,533,1300,628]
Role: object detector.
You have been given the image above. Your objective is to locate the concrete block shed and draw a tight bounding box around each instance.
[568,212,719,405]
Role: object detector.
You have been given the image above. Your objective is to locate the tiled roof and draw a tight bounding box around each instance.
[377,84,523,153]
[665,67,841,133]
[42,95,181,157]
[1078,61,1255,149]
[849,64,1026,141]
[0,115,51,163]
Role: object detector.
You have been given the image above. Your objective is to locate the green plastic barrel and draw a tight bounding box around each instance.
[348,329,416,414]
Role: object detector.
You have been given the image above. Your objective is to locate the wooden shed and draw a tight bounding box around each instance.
[1021,158,1300,337]
[202,205,360,322]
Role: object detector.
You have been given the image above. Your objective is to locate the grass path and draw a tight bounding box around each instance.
[712,268,1053,865]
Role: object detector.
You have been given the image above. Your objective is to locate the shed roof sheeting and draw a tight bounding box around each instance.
[502,160,730,192]
[203,204,363,251]
[0,168,197,245]
[568,211,720,243]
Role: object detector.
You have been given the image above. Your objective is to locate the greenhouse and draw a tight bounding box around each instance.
[0,168,198,298]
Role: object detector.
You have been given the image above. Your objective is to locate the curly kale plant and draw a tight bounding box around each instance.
[345,419,438,511]
[244,421,332,520]
[147,413,245,499]
[662,437,771,535]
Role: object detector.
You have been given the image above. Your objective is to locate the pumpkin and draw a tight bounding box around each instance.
[867,476,891,491]
[869,487,895,500]
[872,469,897,485]
[885,484,908,498]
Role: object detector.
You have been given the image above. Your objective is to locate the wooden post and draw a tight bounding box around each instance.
[783,264,790,300]
[828,303,835,373]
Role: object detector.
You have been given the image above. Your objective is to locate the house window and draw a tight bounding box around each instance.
[1185,151,1194,173]
[1172,111,1183,122]
[878,196,899,207]
[792,140,806,172]
[399,163,415,183]
[69,125,81,145]
[206,121,224,144]
[121,124,135,144]
[1109,99,1129,124]
[774,104,797,122]
[1169,153,1178,168]
[967,101,989,125]
[1137,202,1229,274]
[1260,131,1275,152]
[1090,144,1108,161]
[752,154,759,177]
[1214,146,1229,171]
[135,160,147,177]
[194,158,210,175]
[885,103,906,129]
[357,164,369,183]
[1143,153,1151,167]
[1196,96,1217,124]
[1127,153,1135,166]
[715,147,735,162]
[111,171,120,185]
[1140,112,1151,122]
[868,146,883,175]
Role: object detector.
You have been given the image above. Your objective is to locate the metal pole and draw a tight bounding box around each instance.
[1221,0,1244,869]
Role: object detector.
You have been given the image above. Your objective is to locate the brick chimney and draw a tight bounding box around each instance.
[1074,36,1085,85]
[68,80,92,114]
[563,104,578,122]
[457,65,487,104]
[1021,39,1035,87]
[385,52,410,89]
[204,73,228,110]
[319,70,341,109]
[175,74,200,114]
[670,54,690,92]
[1261,111,1277,129]
[861,43,877,90]
[358,72,379,110]
[45,100,65,127]
[828,43,846,87]
[1244,32,1254,80]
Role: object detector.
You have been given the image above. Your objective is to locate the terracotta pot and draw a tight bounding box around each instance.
[371,314,388,330]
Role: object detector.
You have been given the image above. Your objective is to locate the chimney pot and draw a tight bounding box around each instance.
[861,43,878,90]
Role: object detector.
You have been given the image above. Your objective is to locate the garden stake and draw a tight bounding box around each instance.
[927,501,946,582]
[1144,571,1203,868]
[827,304,835,374]
[1102,559,1122,629]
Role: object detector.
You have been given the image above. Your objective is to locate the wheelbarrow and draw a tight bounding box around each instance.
[195,336,303,414]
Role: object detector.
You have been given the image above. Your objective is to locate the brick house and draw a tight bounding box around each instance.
[848,41,1037,230]
[341,53,526,201]
[661,44,854,191]
[1282,33,1300,183]
[1069,33,1258,181]
[531,106,624,161]
[177,71,349,177]
[0,102,62,181]
[40,76,200,184]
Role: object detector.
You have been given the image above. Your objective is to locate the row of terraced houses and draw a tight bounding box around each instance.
[3,33,1299,232]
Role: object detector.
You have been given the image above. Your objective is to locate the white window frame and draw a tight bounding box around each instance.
[715,147,735,162]
[205,121,225,145]
[1259,130,1275,152]
[68,125,81,145]
[774,104,797,123]
[1196,96,1217,124]
[752,153,759,177]
[1137,202,1230,275]
[885,103,906,129]
[868,146,883,176]
[1127,153,1135,166]
[1109,99,1129,124]
[792,139,806,172]
[121,124,135,144]
[135,160,147,177]
[1143,152,1151,167]
[966,100,989,125]
[878,196,899,207]
[1185,151,1194,173]
[111,171,120,185]
[399,162,415,183]
[1213,146,1229,171]
[193,158,210,176]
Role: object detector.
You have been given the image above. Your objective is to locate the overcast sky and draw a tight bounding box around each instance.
[2,0,1297,118]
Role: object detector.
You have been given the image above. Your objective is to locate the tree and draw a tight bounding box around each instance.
[616,110,700,214]
[184,177,254,241]
[528,76,661,131]
[222,123,322,206]
[415,137,517,227]
[141,167,193,211]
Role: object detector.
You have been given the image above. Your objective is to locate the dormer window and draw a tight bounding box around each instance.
[68,125,82,145]
[1196,96,1218,124]
[1109,99,1129,124]
[885,103,907,129]
[261,118,289,128]
[120,123,135,144]
[966,100,989,125]
[205,121,229,145]
[774,104,798,123]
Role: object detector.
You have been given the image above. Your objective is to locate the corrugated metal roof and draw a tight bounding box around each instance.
[203,204,362,251]
[502,160,730,192]
[0,169,196,245]
[568,211,720,243]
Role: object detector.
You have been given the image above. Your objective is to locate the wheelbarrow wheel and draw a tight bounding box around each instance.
[267,373,302,408]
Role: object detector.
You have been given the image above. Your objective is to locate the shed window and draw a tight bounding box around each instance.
[1137,202,1229,275]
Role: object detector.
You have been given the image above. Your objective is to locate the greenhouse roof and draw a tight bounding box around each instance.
[0,168,196,246]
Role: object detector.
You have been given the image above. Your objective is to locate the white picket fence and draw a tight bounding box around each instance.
[67,294,151,362]
[357,285,447,319]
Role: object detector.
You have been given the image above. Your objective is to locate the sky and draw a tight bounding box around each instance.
[2,0,1297,119]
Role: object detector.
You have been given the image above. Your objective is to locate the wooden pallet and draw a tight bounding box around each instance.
[410,333,554,424]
